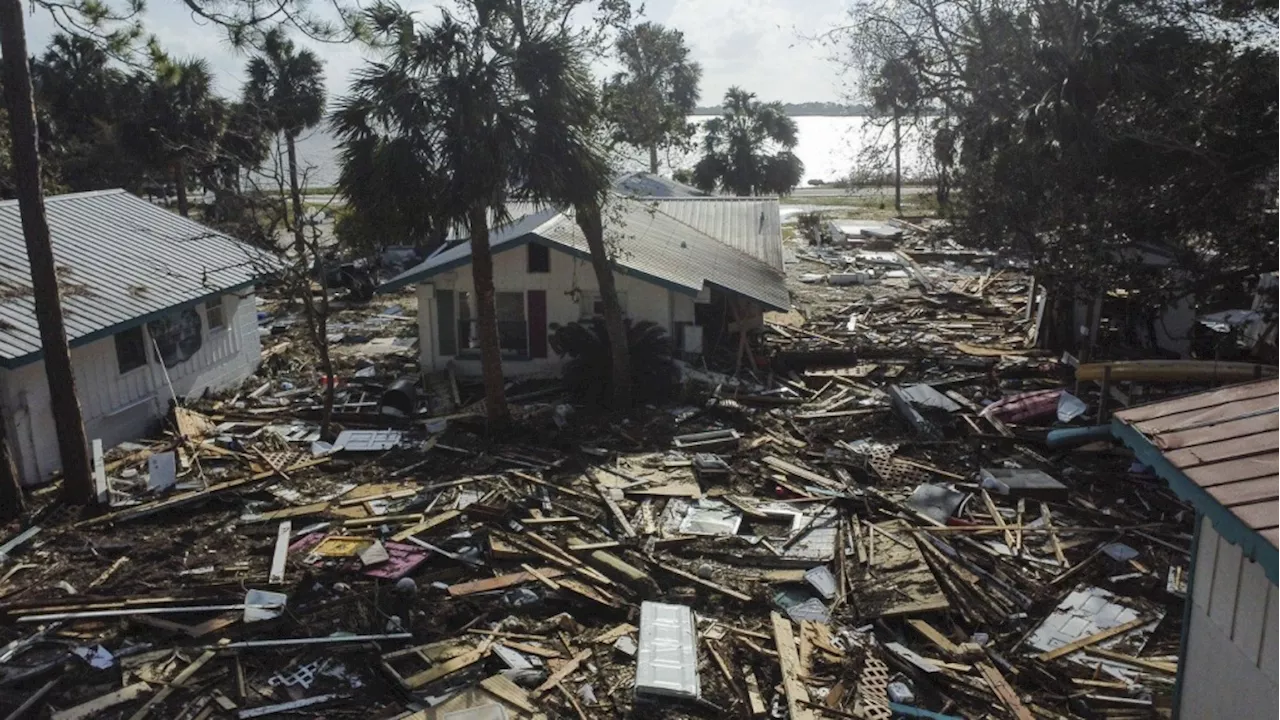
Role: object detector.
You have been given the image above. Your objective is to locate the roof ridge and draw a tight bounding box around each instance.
[0,188,128,207]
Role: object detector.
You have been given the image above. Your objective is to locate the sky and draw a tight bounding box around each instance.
[23,0,853,105]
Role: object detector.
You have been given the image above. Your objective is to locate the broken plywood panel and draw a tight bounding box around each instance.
[851,519,949,618]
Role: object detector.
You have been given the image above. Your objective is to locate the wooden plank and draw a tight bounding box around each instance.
[770,612,815,720]
[127,650,217,720]
[596,485,636,538]
[1041,503,1067,566]
[52,682,152,720]
[500,640,561,658]
[480,674,538,714]
[531,648,591,698]
[980,489,1016,548]
[592,623,637,645]
[907,619,959,657]
[1155,411,1280,450]
[401,646,489,689]
[390,510,461,542]
[976,661,1034,720]
[1230,500,1280,530]
[1185,458,1277,487]
[745,669,768,718]
[1117,379,1277,424]
[268,521,291,584]
[1164,431,1280,470]
[1134,394,1278,436]
[520,563,562,591]
[1082,647,1177,674]
[1036,616,1151,662]
[658,564,752,602]
[762,455,841,488]
[1208,477,1280,507]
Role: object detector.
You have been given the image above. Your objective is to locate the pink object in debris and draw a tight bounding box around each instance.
[981,388,1063,423]
[363,542,429,580]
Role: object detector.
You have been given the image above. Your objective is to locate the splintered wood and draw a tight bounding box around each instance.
[770,612,815,720]
[851,520,950,618]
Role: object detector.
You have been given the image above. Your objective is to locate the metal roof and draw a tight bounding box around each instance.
[646,197,784,272]
[613,172,708,198]
[0,190,275,367]
[1112,378,1279,581]
[381,198,789,311]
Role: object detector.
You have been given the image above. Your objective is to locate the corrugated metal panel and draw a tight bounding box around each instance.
[649,197,785,272]
[380,199,790,312]
[1114,379,1278,539]
[0,190,274,364]
[538,199,790,311]
[613,172,707,198]
[635,601,699,699]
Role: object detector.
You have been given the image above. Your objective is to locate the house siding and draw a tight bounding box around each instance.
[417,242,680,378]
[1178,515,1278,719]
[0,291,261,485]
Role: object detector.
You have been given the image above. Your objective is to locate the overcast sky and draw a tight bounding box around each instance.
[24,0,852,105]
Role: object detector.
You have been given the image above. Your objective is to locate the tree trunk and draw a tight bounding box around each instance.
[575,203,632,410]
[285,134,336,437]
[0,398,25,521]
[893,109,902,215]
[174,158,189,217]
[648,144,659,175]
[467,205,510,427]
[0,1,95,505]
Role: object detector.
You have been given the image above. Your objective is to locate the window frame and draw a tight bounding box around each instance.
[115,326,148,375]
[581,291,628,320]
[205,295,226,332]
[456,290,531,360]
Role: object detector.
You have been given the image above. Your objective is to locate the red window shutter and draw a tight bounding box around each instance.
[528,290,547,358]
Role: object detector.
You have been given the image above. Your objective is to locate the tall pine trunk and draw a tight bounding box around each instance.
[174,158,189,217]
[893,109,902,215]
[0,397,25,521]
[286,134,335,437]
[575,203,631,410]
[467,205,510,427]
[0,0,95,504]
[648,144,659,175]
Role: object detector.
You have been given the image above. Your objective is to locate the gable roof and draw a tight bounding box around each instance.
[380,197,789,311]
[0,190,275,368]
[1112,378,1279,582]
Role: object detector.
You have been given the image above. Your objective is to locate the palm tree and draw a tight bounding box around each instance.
[242,30,334,432]
[334,4,630,423]
[692,87,804,197]
[134,56,222,216]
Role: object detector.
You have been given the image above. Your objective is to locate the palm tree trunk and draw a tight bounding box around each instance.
[174,158,189,217]
[467,205,510,427]
[286,134,336,437]
[648,144,659,175]
[893,109,902,215]
[0,0,95,505]
[575,203,631,410]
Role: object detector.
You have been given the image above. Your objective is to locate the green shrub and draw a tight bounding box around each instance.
[549,318,678,406]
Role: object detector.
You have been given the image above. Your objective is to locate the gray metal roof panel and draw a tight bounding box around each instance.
[646,197,785,271]
[613,172,708,198]
[379,199,789,312]
[0,190,275,363]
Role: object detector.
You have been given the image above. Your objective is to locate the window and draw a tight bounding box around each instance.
[581,292,627,319]
[457,291,529,357]
[527,243,550,273]
[115,326,147,374]
[206,296,225,330]
[496,292,528,355]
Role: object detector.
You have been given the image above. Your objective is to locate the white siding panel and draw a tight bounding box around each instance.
[1180,596,1280,720]
[1262,591,1278,679]
[1209,530,1243,631]
[1231,558,1271,662]
[1193,516,1219,611]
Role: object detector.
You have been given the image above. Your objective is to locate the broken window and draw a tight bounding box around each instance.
[115,326,147,374]
[457,291,528,357]
[206,295,225,330]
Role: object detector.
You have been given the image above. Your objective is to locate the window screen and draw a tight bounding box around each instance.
[206,296,225,330]
[115,326,147,374]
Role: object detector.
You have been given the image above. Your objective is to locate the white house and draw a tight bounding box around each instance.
[379,193,789,378]
[1112,380,1278,719]
[0,190,273,486]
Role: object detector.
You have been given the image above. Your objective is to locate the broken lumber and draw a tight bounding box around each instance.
[770,612,815,720]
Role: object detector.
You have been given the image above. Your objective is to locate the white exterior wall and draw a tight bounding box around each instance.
[0,291,261,485]
[416,243,683,378]
[1179,515,1278,719]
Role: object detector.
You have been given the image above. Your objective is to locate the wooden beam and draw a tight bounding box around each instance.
[532,648,591,698]
[975,661,1034,720]
[658,564,752,602]
[268,520,291,584]
[771,612,815,720]
[1036,617,1150,662]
